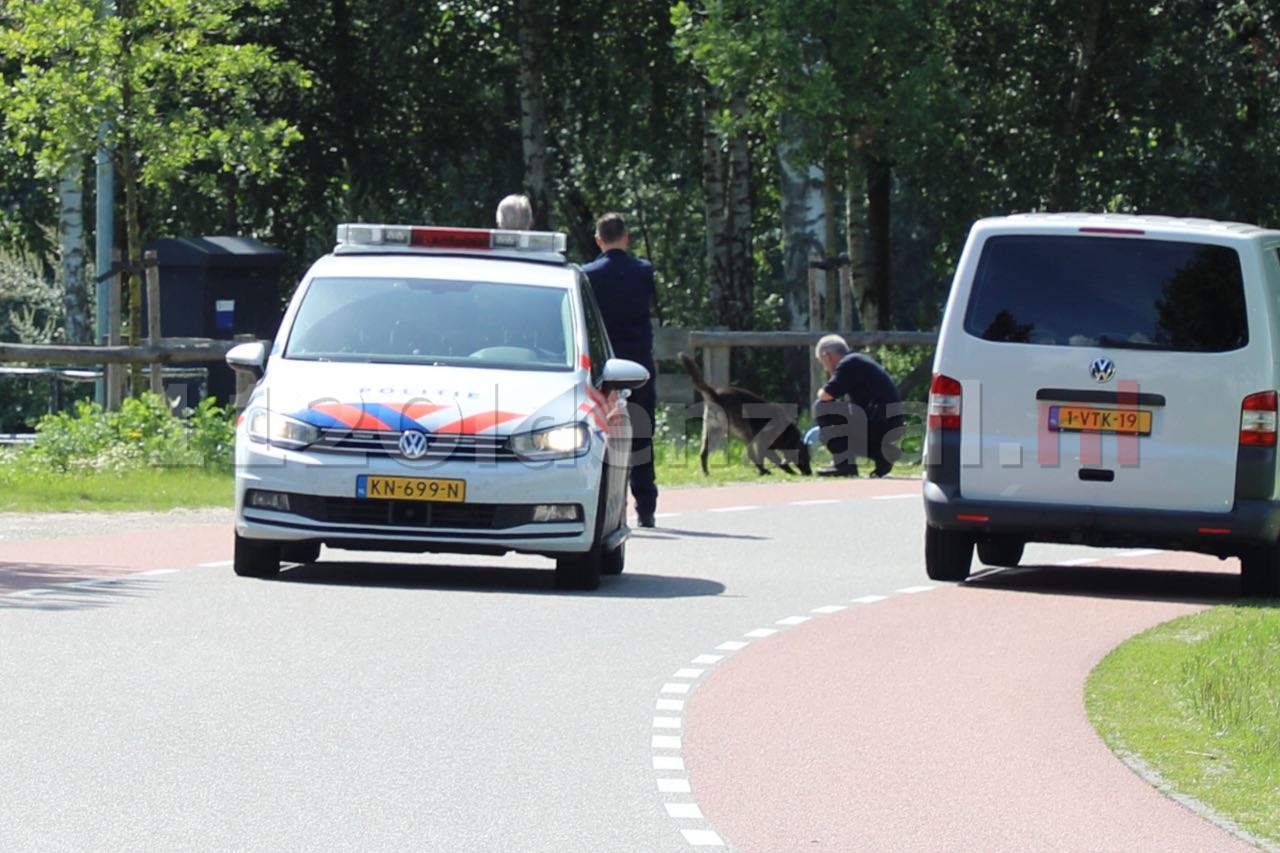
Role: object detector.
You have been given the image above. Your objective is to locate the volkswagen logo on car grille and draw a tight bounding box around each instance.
[398,430,430,459]
[1089,357,1116,383]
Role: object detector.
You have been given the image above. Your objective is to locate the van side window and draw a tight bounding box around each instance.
[964,236,1248,353]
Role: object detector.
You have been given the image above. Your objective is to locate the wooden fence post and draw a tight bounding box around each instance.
[106,249,124,412]
[144,250,163,396]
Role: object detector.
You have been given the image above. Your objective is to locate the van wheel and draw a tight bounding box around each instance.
[1239,542,1280,598]
[925,525,974,581]
[234,534,281,578]
[602,542,626,576]
[977,540,1024,568]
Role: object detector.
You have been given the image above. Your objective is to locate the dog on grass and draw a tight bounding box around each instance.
[679,352,812,477]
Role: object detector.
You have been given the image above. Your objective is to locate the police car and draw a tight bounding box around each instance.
[224,223,650,590]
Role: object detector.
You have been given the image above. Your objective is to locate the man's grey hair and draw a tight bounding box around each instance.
[496,194,533,230]
[815,333,850,359]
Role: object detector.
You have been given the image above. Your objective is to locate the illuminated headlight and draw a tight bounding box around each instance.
[509,422,590,460]
[246,408,321,449]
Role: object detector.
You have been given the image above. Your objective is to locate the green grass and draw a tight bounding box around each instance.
[0,462,233,512]
[1086,605,1280,844]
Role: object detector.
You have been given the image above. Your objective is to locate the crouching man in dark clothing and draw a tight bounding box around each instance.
[812,334,902,478]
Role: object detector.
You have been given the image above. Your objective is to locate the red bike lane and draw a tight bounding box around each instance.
[682,549,1260,852]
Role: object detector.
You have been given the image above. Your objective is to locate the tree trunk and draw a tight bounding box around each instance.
[724,92,753,331]
[58,164,90,344]
[701,83,730,327]
[777,117,826,334]
[866,156,891,330]
[516,0,550,229]
[844,154,869,330]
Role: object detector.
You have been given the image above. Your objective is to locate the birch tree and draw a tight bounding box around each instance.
[0,0,309,392]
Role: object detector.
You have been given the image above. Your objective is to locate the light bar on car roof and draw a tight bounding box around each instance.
[335,223,567,254]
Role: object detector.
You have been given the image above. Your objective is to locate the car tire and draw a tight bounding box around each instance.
[602,541,626,576]
[977,540,1024,568]
[555,551,602,590]
[281,542,321,564]
[234,533,281,578]
[925,525,974,581]
[1239,541,1280,598]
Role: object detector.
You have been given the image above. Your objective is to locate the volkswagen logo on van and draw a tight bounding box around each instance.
[398,430,430,459]
[1089,356,1116,383]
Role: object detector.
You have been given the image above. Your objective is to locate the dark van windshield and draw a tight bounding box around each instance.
[963,235,1247,352]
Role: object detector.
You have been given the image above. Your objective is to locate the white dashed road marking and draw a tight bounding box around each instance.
[652,582,942,848]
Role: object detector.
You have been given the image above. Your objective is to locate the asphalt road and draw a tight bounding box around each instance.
[0,479,1265,852]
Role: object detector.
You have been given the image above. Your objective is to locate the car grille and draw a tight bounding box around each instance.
[310,429,519,461]
[286,494,538,530]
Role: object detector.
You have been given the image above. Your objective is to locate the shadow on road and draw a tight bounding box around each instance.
[0,565,161,611]
[960,562,1274,607]
[628,526,769,542]
[272,559,726,599]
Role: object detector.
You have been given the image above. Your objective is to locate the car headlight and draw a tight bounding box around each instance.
[509,422,590,460]
[246,408,322,449]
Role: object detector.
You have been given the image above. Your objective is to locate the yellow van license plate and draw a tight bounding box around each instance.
[1049,405,1152,435]
[357,475,466,502]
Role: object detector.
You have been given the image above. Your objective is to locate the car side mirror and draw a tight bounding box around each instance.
[600,357,650,393]
[226,341,267,380]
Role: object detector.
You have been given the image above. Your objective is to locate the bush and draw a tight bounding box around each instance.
[17,392,235,473]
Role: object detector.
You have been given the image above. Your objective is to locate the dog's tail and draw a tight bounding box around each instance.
[679,351,719,401]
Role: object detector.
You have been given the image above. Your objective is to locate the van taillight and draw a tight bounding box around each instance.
[928,374,962,430]
[1240,391,1277,447]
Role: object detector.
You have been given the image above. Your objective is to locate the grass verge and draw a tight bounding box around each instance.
[1086,604,1280,845]
[0,463,234,512]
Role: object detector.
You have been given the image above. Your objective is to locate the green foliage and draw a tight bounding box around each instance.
[0,0,310,189]
[18,392,234,473]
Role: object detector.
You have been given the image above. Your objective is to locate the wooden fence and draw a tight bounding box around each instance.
[653,327,938,404]
[0,327,938,413]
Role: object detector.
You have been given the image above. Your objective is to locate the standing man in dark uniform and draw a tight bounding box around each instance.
[813,333,902,477]
[583,212,659,527]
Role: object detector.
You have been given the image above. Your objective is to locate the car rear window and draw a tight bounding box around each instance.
[963,235,1248,352]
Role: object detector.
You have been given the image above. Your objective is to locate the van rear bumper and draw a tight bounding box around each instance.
[923,480,1280,554]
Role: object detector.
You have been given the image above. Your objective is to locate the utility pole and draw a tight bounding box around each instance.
[94,0,116,404]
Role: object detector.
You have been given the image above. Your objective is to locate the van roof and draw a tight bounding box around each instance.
[977,212,1280,240]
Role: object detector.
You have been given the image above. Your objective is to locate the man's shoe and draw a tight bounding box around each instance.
[816,465,858,478]
[873,461,893,478]
[637,511,656,528]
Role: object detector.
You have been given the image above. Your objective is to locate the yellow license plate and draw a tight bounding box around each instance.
[1049,405,1152,435]
[357,475,466,502]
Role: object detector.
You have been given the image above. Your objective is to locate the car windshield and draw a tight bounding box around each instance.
[283,277,574,369]
[963,235,1248,353]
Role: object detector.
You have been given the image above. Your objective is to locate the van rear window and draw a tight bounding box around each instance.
[963,235,1247,352]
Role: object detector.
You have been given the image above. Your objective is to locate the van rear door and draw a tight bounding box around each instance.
[949,231,1257,514]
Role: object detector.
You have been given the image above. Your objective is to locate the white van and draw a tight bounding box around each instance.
[924,213,1280,596]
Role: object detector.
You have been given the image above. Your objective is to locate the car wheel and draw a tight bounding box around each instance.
[977,540,1024,568]
[234,533,281,578]
[602,541,626,576]
[281,542,321,564]
[555,551,602,590]
[556,475,612,590]
[925,525,974,581]
[1239,541,1280,598]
